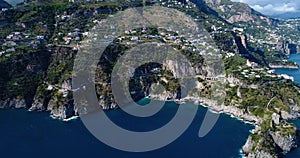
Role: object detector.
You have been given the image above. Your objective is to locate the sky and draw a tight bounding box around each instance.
[232,0,300,16]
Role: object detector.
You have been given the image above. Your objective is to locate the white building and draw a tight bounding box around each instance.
[278,74,294,81]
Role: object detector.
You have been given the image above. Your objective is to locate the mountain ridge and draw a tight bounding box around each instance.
[203,0,277,25]
[271,11,300,20]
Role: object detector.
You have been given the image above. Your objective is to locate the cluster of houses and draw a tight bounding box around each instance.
[247,25,281,46]
[241,69,262,79]
[246,19,300,54]
[47,84,69,98]
[160,0,196,9]
[0,32,20,56]
[56,28,88,45]
[46,82,71,98]
[118,26,220,57]
[210,25,234,34]
[224,52,235,58]
[246,59,259,68]
[1,8,9,12]
[0,30,47,57]
[6,32,23,41]
[237,59,294,82]
[0,11,90,58]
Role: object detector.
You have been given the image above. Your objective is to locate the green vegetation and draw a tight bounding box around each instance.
[236,81,297,117]
[224,55,246,75]
[0,49,50,99]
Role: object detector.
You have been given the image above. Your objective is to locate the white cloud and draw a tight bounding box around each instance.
[251,4,297,15]
[232,0,300,15]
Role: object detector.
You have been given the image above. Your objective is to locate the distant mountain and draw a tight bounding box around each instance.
[0,0,12,9]
[271,12,300,20]
[204,0,277,26]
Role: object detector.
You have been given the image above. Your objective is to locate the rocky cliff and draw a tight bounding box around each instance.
[276,41,299,55]
[0,45,77,119]
[0,97,26,109]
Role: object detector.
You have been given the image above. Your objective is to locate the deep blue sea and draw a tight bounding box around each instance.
[2,54,300,158]
[0,104,253,158]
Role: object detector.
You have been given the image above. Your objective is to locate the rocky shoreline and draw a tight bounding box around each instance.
[269,64,299,69]
[149,94,261,124]
[150,94,300,158]
[0,97,26,109]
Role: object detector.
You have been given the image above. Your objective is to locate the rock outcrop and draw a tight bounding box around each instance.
[270,131,296,152]
[276,41,298,55]
[242,132,275,158]
[30,99,45,111]
[242,136,255,154]
[47,95,75,119]
[248,151,274,158]
[0,97,26,109]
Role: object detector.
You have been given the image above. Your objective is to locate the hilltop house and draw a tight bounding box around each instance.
[6,32,22,41]
[6,48,15,52]
[36,36,44,40]
[3,41,17,47]
[278,74,294,81]
[246,59,258,68]
[29,40,41,47]
[1,8,8,12]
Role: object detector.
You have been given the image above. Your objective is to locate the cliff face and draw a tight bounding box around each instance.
[242,121,299,158]
[0,48,51,108]
[28,47,76,119]
[276,42,299,55]
[270,131,296,152]
[0,46,76,119]
[243,137,274,158]
[0,97,26,109]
